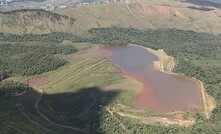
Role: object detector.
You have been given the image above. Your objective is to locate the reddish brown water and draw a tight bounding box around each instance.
[102,45,202,113]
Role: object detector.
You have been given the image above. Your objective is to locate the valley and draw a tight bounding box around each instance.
[0,0,221,133]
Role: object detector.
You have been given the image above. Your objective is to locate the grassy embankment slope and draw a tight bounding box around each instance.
[42,44,141,95]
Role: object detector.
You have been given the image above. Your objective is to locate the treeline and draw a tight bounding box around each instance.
[88,27,221,86]
[0,43,77,80]
[88,27,221,91]
[0,9,75,23]
[0,32,85,43]
[88,27,221,133]
[0,81,33,99]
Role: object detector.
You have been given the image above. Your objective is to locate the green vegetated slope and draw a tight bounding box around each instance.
[0,41,78,81]
[0,9,85,35]
[0,27,221,133]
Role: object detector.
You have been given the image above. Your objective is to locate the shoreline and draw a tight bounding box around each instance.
[138,44,216,119]
[102,44,215,119]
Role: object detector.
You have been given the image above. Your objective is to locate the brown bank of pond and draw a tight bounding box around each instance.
[101,45,207,113]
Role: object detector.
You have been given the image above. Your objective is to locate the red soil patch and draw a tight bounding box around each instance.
[128,3,176,16]
[27,76,47,88]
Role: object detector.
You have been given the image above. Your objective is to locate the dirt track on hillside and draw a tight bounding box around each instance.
[0,121,26,134]
[26,76,90,133]
[106,107,194,127]
[34,89,89,133]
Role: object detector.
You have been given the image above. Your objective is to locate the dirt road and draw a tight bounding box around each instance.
[107,108,194,127]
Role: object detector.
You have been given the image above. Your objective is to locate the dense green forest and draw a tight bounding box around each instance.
[0,42,78,80]
[0,81,33,99]
[0,32,84,43]
[0,9,76,24]
[0,28,221,133]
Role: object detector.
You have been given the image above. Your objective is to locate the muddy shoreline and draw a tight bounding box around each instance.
[136,44,216,118]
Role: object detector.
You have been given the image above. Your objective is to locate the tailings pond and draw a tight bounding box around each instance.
[102,45,202,113]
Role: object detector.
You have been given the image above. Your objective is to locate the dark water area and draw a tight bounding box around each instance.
[187,6,214,11]
[102,45,202,113]
[180,0,221,8]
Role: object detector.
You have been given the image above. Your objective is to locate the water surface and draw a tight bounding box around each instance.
[180,0,221,8]
[187,6,214,11]
[102,45,202,112]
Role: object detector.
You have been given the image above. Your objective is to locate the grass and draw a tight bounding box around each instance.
[1,1,221,35]
[41,43,139,94]
[0,10,86,35]
[55,2,221,35]
[1,2,221,35]
[42,57,121,94]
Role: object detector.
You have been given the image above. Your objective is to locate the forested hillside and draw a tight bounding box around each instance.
[0,28,221,133]
[0,81,33,100]
[0,42,78,81]
[0,32,85,43]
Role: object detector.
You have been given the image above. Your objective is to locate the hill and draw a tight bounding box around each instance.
[0,1,221,133]
[55,1,221,34]
[0,9,85,35]
[1,1,221,35]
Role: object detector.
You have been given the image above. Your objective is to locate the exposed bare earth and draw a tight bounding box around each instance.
[27,76,47,88]
[128,3,178,17]
[195,80,216,118]
[108,108,195,127]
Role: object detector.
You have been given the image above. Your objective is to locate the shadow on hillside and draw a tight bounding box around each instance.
[26,87,119,134]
